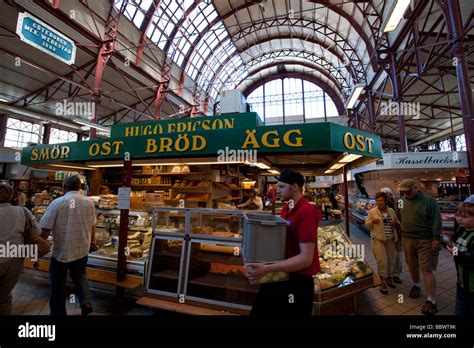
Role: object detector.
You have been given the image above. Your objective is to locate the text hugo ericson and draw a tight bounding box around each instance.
[29,130,374,161]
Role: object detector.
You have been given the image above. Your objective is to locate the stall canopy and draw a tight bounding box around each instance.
[21,113,382,174]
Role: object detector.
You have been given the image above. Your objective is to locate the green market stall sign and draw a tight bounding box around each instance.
[16,12,76,65]
[22,123,382,165]
[111,112,263,138]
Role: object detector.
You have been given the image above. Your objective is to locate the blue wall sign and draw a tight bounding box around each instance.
[16,12,76,65]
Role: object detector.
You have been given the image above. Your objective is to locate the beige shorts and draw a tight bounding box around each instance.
[402,237,439,272]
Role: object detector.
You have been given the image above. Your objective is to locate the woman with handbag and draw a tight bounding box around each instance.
[0,183,51,315]
[365,191,401,294]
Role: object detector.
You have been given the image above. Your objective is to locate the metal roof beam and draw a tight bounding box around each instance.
[238,61,343,94]
[203,48,351,99]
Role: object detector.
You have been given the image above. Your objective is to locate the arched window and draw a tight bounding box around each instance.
[115,0,234,79]
[247,78,340,125]
[4,118,41,149]
[49,128,78,144]
[455,134,466,151]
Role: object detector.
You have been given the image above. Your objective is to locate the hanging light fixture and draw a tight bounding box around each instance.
[73,118,111,133]
[382,0,411,33]
[345,84,365,110]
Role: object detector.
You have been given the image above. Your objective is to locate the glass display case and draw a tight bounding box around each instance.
[184,238,257,310]
[188,209,244,239]
[437,200,460,232]
[146,207,260,311]
[349,196,375,233]
[152,208,187,235]
[349,197,375,223]
[313,221,374,314]
[88,209,152,274]
[32,207,152,275]
[146,209,374,314]
[315,222,373,291]
[146,235,186,296]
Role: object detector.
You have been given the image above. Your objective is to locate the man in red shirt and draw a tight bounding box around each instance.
[245,170,320,317]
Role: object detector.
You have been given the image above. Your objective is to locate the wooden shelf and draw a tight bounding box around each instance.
[225,173,245,178]
[131,184,172,187]
[172,187,210,192]
[198,214,234,220]
[31,180,62,184]
[213,182,242,191]
[151,269,180,280]
[188,273,257,294]
[215,197,243,201]
[155,251,182,258]
[165,199,209,203]
[136,296,240,315]
[193,251,243,266]
[105,172,209,176]
[107,183,172,187]
[23,259,142,289]
[125,172,210,176]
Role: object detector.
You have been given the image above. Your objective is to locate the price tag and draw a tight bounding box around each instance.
[118,187,131,210]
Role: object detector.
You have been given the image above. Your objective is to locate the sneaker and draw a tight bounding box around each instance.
[409,285,421,299]
[393,276,402,284]
[387,277,396,288]
[380,282,388,295]
[81,302,93,316]
[421,300,438,315]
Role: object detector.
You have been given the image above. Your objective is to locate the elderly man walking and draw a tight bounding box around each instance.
[399,179,442,315]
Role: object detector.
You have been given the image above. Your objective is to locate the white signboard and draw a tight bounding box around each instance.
[389,152,467,169]
[352,152,468,176]
[118,187,131,210]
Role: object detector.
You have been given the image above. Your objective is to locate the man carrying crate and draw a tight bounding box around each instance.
[245,169,320,317]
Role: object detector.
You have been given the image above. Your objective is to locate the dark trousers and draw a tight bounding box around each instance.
[49,256,92,316]
[250,273,314,318]
[455,284,474,316]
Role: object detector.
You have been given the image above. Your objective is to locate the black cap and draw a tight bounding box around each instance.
[277,169,305,187]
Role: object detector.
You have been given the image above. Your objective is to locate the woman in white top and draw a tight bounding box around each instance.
[365,192,401,294]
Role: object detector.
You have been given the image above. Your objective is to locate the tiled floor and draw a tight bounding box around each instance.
[9,222,459,316]
[350,223,457,316]
[10,272,154,316]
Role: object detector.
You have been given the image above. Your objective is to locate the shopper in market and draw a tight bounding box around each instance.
[380,187,403,284]
[39,175,97,316]
[265,184,276,208]
[244,169,320,317]
[99,185,110,195]
[11,188,27,207]
[365,192,401,294]
[0,183,50,315]
[399,179,442,315]
[237,190,263,210]
[447,201,474,315]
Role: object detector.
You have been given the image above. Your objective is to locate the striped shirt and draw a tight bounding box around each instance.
[454,229,474,291]
[39,191,96,263]
[379,209,394,239]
